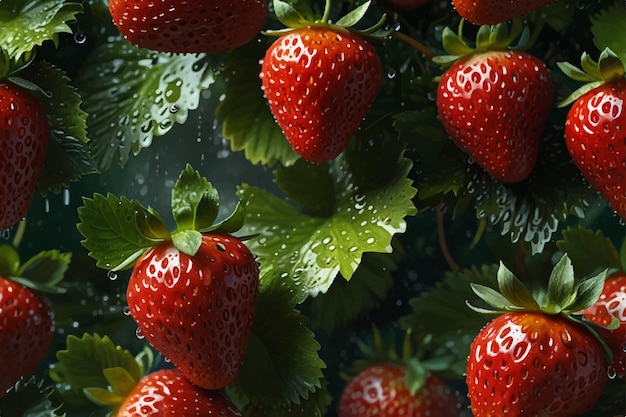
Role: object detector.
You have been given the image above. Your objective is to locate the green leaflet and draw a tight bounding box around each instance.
[238,128,417,303]
[227,278,326,409]
[557,227,623,278]
[76,38,219,172]
[19,61,95,193]
[49,333,144,410]
[0,0,83,59]
[215,41,299,166]
[590,1,626,65]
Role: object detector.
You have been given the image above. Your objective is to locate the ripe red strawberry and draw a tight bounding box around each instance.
[116,369,241,417]
[108,0,268,53]
[564,77,625,219]
[338,364,459,417]
[452,0,555,25]
[437,50,554,182]
[467,312,607,417]
[260,27,383,162]
[0,82,49,230]
[126,234,259,390]
[0,277,55,397]
[582,272,626,379]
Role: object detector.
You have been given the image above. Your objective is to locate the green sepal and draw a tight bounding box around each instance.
[77,193,170,271]
[0,377,64,417]
[207,200,247,235]
[598,48,625,82]
[497,262,540,310]
[272,0,311,28]
[171,164,219,233]
[82,387,127,407]
[545,254,576,313]
[171,230,203,257]
[404,357,428,396]
[432,27,473,65]
[335,1,371,27]
[0,47,9,79]
[0,244,20,276]
[102,367,139,396]
[9,250,72,294]
[567,269,608,313]
[468,283,517,313]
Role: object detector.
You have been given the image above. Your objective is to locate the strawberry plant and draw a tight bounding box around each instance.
[0,0,624,416]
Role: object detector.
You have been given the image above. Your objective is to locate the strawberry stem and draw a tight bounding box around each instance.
[321,0,331,23]
[436,204,460,272]
[11,220,26,249]
[391,31,435,59]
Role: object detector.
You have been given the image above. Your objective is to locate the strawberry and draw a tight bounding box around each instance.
[127,234,259,390]
[108,0,268,53]
[466,255,610,417]
[338,364,459,417]
[0,277,55,397]
[436,24,554,183]
[581,272,626,379]
[452,0,555,25]
[0,82,49,230]
[562,62,625,218]
[260,3,383,162]
[116,369,241,417]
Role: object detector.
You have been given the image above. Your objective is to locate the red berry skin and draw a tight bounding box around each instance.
[338,364,459,417]
[0,278,55,397]
[126,234,259,390]
[582,272,626,379]
[108,0,268,53]
[437,51,554,183]
[466,312,607,417]
[564,78,625,219]
[260,27,383,163]
[0,82,49,230]
[452,0,555,25]
[116,369,242,417]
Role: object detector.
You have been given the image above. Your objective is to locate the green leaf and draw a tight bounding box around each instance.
[470,283,517,312]
[13,249,71,292]
[50,333,143,404]
[171,164,219,232]
[0,244,20,276]
[497,262,540,310]
[215,41,299,166]
[102,367,138,396]
[556,227,622,278]
[75,38,219,172]
[335,1,371,27]
[590,1,626,65]
[82,387,127,407]
[0,377,64,417]
[238,129,416,303]
[18,61,95,193]
[0,0,83,59]
[399,265,498,378]
[229,279,326,408]
[307,252,396,333]
[77,193,170,271]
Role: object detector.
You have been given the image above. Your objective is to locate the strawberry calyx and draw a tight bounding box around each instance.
[557,48,625,107]
[467,254,619,362]
[264,0,388,42]
[0,243,70,294]
[433,19,528,67]
[345,326,455,395]
[78,164,248,272]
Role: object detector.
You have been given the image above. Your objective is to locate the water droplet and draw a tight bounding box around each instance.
[107,271,118,281]
[135,327,145,339]
[73,31,87,44]
[1,229,10,240]
[123,306,131,316]
[608,366,617,380]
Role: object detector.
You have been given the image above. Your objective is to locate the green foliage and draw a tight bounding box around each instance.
[75,38,220,171]
[0,0,83,59]
[238,126,417,303]
[215,41,299,166]
[0,377,65,417]
[77,194,170,271]
[228,279,327,411]
[307,252,397,333]
[18,61,95,193]
[49,333,144,411]
[557,227,623,278]
[590,1,626,64]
